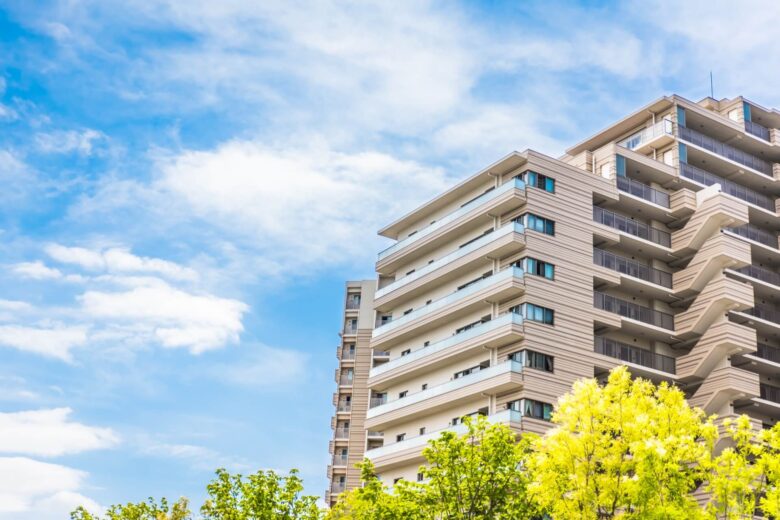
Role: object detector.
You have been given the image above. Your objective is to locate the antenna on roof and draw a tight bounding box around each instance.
[710,71,714,99]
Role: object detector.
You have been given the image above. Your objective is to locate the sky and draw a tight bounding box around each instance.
[1,0,780,517]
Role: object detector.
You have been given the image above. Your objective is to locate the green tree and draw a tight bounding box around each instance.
[70,497,191,520]
[201,468,321,520]
[418,415,537,519]
[528,366,717,519]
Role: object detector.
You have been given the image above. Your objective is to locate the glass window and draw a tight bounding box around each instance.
[743,102,752,123]
[523,171,555,193]
[678,143,688,164]
[517,213,555,236]
[511,303,554,325]
[510,399,553,421]
[677,106,686,128]
[615,155,626,177]
[510,349,554,372]
[517,257,555,280]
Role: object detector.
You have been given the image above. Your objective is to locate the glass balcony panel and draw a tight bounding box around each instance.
[378,178,525,261]
[593,248,672,288]
[746,305,780,324]
[616,176,670,208]
[735,264,780,287]
[679,126,772,175]
[745,120,770,141]
[757,343,780,364]
[679,162,775,211]
[727,224,778,248]
[593,291,674,330]
[618,119,673,150]
[594,336,675,373]
[593,206,671,247]
[760,383,780,403]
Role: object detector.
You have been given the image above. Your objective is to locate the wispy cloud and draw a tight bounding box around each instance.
[0,325,88,362]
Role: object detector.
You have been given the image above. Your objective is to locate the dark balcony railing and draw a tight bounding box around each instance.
[727,224,778,249]
[593,248,673,288]
[745,120,771,142]
[595,336,676,373]
[735,264,780,287]
[616,176,670,208]
[757,343,780,364]
[593,206,671,247]
[594,291,675,330]
[679,162,775,211]
[746,305,780,324]
[679,126,772,175]
[760,383,780,403]
[346,299,360,310]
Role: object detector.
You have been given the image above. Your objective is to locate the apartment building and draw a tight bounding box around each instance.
[326,94,780,495]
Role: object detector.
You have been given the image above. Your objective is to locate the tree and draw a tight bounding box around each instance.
[70,497,191,520]
[201,468,321,520]
[528,366,717,519]
[418,415,537,519]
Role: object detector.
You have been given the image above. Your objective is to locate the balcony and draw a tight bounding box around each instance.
[377,178,526,263]
[757,343,780,364]
[334,427,350,439]
[616,176,670,208]
[745,305,780,325]
[345,299,361,310]
[369,312,524,384]
[340,348,356,360]
[330,483,346,494]
[726,224,778,249]
[594,336,676,373]
[745,120,771,142]
[336,403,351,413]
[332,453,348,466]
[761,383,780,404]
[343,325,358,335]
[735,264,780,287]
[618,119,674,153]
[593,291,674,330]
[679,162,775,212]
[371,266,524,342]
[338,375,353,386]
[374,222,525,304]
[679,126,772,176]
[365,360,523,428]
[593,206,671,247]
[593,248,672,288]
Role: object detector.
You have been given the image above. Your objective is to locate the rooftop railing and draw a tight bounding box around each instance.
[594,291,675,330]
[593,206,671,247]
[679,126,772,175]
[593,248,673,288]
[616,176,670,208]
[377,177,525,261]
[726,224,778,249]
[595,336,676,373]
[679,162,775,212]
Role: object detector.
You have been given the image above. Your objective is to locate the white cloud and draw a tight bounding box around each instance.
[12,261,64,280]
[34,129,105,156]
[210,345,307,388]
[137,438,248,471]
[0,299,32,312]
[0,325,88,361]
[45,244,198,281]
[79,283,248,353]
[0,408,119,457]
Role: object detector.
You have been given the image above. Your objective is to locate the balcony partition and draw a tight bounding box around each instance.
[593,248,672,288]
[593,206,671,247]
[594,291,675,330]
[616,176,670,208]
[679,126,772,176]
[680,162,775,211]
[595,336,675,373]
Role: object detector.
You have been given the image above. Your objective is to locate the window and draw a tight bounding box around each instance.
[510,303,554,325]
[677,106,686,128]
[516,257,554,280]
[459,228,494,248]
[421,384,427,391]
[678,143,688,164]
[509,399,553,421]
[516,213,555,236]
[396,433,406,442]
[401,349,411,356]
[453,360,490,379]
[393,477,403,485]
[615,155,626,177]
[523,170,555,193]
[417,472,425,482]
[419,427,426,435]
[406,269,415,276]
[510,349,554,372]
[461,187,495,207]
[399,390,408,399]
[451,417,462,426]
[423,341,430,347]
[457,271,492,291]
[743,102,752,123]
[403,308,413,315]
[454,315,491,334]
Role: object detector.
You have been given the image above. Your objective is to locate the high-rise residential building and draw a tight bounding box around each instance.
[326,94,780,496]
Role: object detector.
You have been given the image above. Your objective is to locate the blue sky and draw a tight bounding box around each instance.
[1,0,779,517]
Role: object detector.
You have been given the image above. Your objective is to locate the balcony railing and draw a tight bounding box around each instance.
[334,428,350,439]
[735,264,780,287]
[343,325,358,335]
[345,299,361,310]
[616,176,670,208]
[330,483,346,494]
[679,126,772,176]
[746,305,780,324]
[594,291,675,330]
[367,360,523,415]
[726,224,778,249]
[757,343,780,364]
[618,119,673,150]
[375,222,524,300]
[367,431,384,438]
[372,266,523,338]
[679,162,775,212]
[377,177,526,261]
[369,396,387,408]
[370,312,523,378]
[336,403,351,412]
[339,375,353,386]
[760,383,780,404]
[340,349,355,360]
[595,336,676,373]
[593,206,671,247]
[745,120,771,142]
[593,248,673,288]
[333,454,348,466]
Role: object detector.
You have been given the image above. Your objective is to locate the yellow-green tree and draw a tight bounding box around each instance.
[70,497,191,520]
[528,366,717,519]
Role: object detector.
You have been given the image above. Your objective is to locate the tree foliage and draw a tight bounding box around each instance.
[70,497,191,520]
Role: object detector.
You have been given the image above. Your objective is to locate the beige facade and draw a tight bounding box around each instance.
[327,94,780,494]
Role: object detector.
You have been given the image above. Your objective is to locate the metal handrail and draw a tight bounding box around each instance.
[593,206,671,247]
[745,120,770,141]
[594,291,675,330]
[679,126,772,175]
[727,224,778,249]
[595,336,675,373]
[760,383,780,403]
[746,305,780,324]
[680,162,775,211]
[593,248,672,288]
[757,343,780,364]
[616,176,670,208]
[735,264,780,287]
